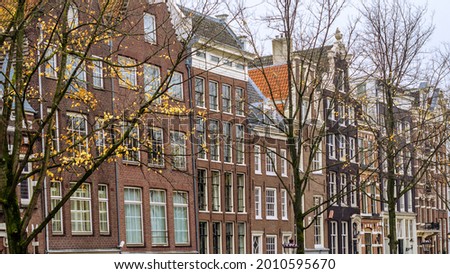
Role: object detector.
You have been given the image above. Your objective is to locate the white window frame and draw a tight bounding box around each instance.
[211,171,221,212]
[341,221,349,254]
[209,120,220,161]
[349,137,356,163]
[48,108,60,152]
[339,135,346,161]
[225,222,234,254]
[266,148,277,176]
[212,222,222,254]
[199,221,208,254]
[280,149,288,177]
[236,124,245,165]
[173,191,190,245]
[328,134,336,159]
[124,187,143,245]
[122,121,140,163]
[254,145,262,174]
[329,171,337,204]
[144,64,161,102]
[266,235,277,254]
[50,181,63,234]
[224,172,233,213]
[195,77,205,108]
[237,174,245,213]
[237,223,246,254]
[266,188,277,220]
[92,58,104,89]
[118,56,137,88]
[255,187,262,219]
[150,189,168,246]
[168,71,183,100]
[330,221,338,254]
[44,46,58,78]
[340,174,347,206]
[148,127,164,167]
[236,87,245,116]
[66,112,88,155]
[98,184,110,234]
[198,169,208,212]
[67,3,79,29]
[252,233,263,254]
[70,183,92,235]
[222,84,232,113]
[312,142,322,174]
[223,121,232,163]
[281,189,288,220]
[170,131,187,170]
[209,81,219,111]
[313,196,324,248]
[143,13,156,44]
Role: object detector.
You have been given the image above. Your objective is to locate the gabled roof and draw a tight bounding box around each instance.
[248,64,289,102]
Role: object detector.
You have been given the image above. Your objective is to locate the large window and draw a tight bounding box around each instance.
[198,169,207,211]
[65,54,86,92]
[148,127,164,167]
[92,58,104,89]
[173,191,189,245]
[212,222,221,254]
[223,122,232,163]
[195,77,205,107]
[237,174,245,212]
[66,112,88,155]
[168,71,183,100]
[144,64,160,102]
[266,148,276,175]
[225,223,234,254]
[209,81,219,111]
[50,181,63,234]
[48,108,60,152]
[222,84,232,113]
[118,56,137,88]
[143,13,156,43]
[341,221,349,254]
[98,184,109,234]
[349,137,356,162]
[266,188,277,220]
[209,120,220,161]
[122,122,140,162]
[150,189,168,245]
[67,3,79,29]
[266,235,277,254]
[212,171,220,212]
[124,187,143,244]
[236,124,244,164]
[70,183,92,234]
[224,173,233,212]
[170,131,186,170]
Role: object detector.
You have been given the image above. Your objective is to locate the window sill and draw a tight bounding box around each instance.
[123,160,141,166]
[266,217,278,221]
[266,172,277,176]
[255,171,262,175]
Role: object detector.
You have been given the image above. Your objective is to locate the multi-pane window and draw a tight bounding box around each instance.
[98,184,109,234]
[404,121,411,142]
[144,64,160,102]
[237,174,245,212]
[280,149,287,177]
[169,71,183,100]
[92,59,104,89]
[198,169,207,211]
[150,189,168,245]
[209,81,219,111]
[94,117,105,156]
[329,172,337,203]
[328,134,336,159]
[148,127,164,167]
[50,181,63,234]
[66,113,88,155]
[367,140,375,168]
[196,117,206,159]
[48,108,60,152]
[337,102,345,125]
[223,122,232,163]
[406,151,412,176]
[143,13,156,44]
[255,187,262,219]
[266,188,277,220]
[339,135,346,160]
[350,176,357,207]
[281,189,288,220]
[326,98,335,121]
[312,143,322,173]
[124,187,143,244]
[118,56,137,88]
[330,221,338,254]
[222,84,232,113]
[266,235,277,254]
[225,223,234,254]
[341,221,349,254]
[224,173,233,212]
[199,222,208,254]
[122,122,140,162]
[340,174,347,205]
[70,183,92,234]
[212,171,220,212]
[235,88,244,115]
[252,235,262,254]
[170,131,186,170]
[370,182,377,213]
[348,107,355,125]
[209,120,220,161]
[358,138,365,166]
[173,191,189,245]
[237,223,246,254]
[313,196,323,247]
[212,222,221,254]
[195,77,205,107]
[67,4,79,29]
[349,137,356,162]
[254,145,261,174]
[236,124,244,164]
[266,148,276,175]
[44,46,57,78]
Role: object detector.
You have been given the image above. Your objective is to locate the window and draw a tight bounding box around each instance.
[281,189,288,220]
[209,81,219,110]
[255,187,262,219]
[328,134,336,159]
[118,56,137,88]
[98,184,109,234]
[237,223,246,254]
[44,46,57,78]
[236,124,244,164]
[358,138,366,166]
[336,69,344,92]
[237,174,245,213]
[48,108,60,152]
[50,181,63,234]
[170,131,186,170]
[339,135,346,161]
[266,148,276,175]
[326,98,335,121]
[407,189,413,212]
[195,77,205,107]
[70,183,92,234]
[212,222,221,254]
[330,221,338,254]
[406,151,412,176]
[266,235,277,254]
[367,140,375,168]
[350,176,357,207]
[150,189,168,245]
[199,222,208,254]
[210,55,220,63]
[349,137,356,162]
[168,71,183,100]
[301,99,310,122]
[364,229,372,254]
[222,84,232,113]
[341,221,349,254]
[67,3,79,29]
[348,107,355,125]
[312,142,322,173]
[404,121,411,142]
[329,172,337,204]
[370,182,377,214]
[280,149,287,177]
[236,88,244,115]
[223,122,232,163]
[313,196,323,247]
[209,120,220,161]
[144,64,160,102]
[124,187,143,244]
[65,54,86,92]
[340,174,347,206]
[225,223,234,254]
[148,127,164,167]
[212,171,220,212]
[173,191,189,245]
[122,122,140,162]
[198,169,207,211]
[252,234,262,254]
[337,102,345,125]
[266,188,277,220]
[143,13,156,43]
[224,173,233,212]
[94,117,105,156]
[92,59,104,89]
[254,145,261,174]
[66,113,88,155]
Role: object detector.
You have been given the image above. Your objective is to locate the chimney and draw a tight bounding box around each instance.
[215,14,229,22]
[272,34,290,65]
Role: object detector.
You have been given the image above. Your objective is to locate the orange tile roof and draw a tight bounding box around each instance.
[249,64,290,103]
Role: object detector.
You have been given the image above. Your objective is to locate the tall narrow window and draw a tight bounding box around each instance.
[223,122,232,163]
[150,189,168,245]
[124,187,143,244]
[326,98,335,121]
[348,107,355,125]
[70,183,92,234]
[144,64,160,102]
[236,124,244,164]
[168,71,183,100]
[50,181,63,234]
[281,189,288,220]
[252,235,262,254]
[329,172,337,203]
[122,122,140,162]
[67,4,79,29]
[118,56,137,88]
[237,174,245,213]
[92,59,104,89]
[143,13,156,44]
[94,117,105,156]
[350,176,357,207]
[173,191,189,245]
[328,134,336,159]
[212,222,221,254]
[255,187,262,219]
[198,169,207,211]
[199,222,208,254]
[266,148,276,175]
[236,88,244,115]
[196,117,206,159]
[237,223,246,254]
[330,221,338,254]
[339,135,346,160]
[212,171,221,212]
[170,131,186,170]
[254,145,261,174]
[148,127,164,167]
[280,149,287,177]
[222,84,232,113]
[225,223,234,254]
[98,184,109,234]
[340,174,347,206]
[209,81,218,111]
[209,120,220,161]
[66,113,88,155]
[313,196,323,247]
[312,142,322,173]
[266,188,277,220]
[195,77,205,107]
[48,108,60,152]
[44,46,57,78]
[349,137,356,162]
[342,221,349,254]
[224,173,233,212]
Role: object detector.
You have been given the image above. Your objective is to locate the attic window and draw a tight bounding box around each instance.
[210,55,220,63]
[196,51,206,58]
[224,60,233,67]
[235,63,245,70]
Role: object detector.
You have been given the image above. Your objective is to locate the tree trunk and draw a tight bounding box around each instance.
[4,194,27,254]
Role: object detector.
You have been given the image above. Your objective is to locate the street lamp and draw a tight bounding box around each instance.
[282,239,298,254]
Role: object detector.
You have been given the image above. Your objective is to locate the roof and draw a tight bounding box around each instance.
[180,6,243,50]
[248,64,290,103]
